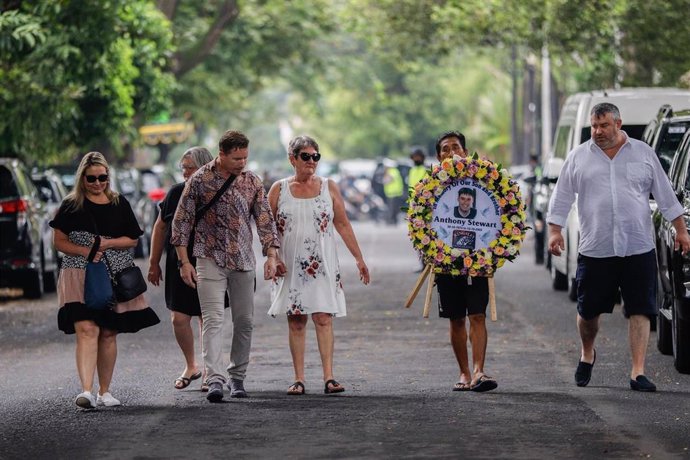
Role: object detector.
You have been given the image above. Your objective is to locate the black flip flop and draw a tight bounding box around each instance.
[471,375,498,392]
[324,379,345,394]
[287,381,305,395]
[453,382,472,391]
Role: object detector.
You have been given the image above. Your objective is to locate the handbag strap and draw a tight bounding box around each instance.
[86,210,116,277]
[195,173,236,222]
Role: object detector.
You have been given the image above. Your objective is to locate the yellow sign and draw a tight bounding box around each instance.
[139,122,195,145]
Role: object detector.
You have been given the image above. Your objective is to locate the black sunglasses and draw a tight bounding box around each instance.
[85,174,109,183]
[296,152,321,162]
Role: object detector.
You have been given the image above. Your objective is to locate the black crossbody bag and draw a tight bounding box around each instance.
[89,213,147,303]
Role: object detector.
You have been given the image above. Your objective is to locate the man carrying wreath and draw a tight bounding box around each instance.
[433,131,498,393]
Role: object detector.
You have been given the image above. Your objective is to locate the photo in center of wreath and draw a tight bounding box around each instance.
[431,179,502,251]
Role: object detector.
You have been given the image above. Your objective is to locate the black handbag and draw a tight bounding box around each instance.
[88,216,148,303]
[110,263,148,302]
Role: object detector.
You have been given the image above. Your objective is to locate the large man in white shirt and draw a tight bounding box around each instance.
[547,102,690,393]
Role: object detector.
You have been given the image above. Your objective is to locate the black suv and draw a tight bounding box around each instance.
[32,168,69,268]
[642,105,690,174]
[0,158,59,298]
[653,128,690,373]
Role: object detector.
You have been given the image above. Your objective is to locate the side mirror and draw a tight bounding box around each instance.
[524,175,537,185]
[39,186,53,202]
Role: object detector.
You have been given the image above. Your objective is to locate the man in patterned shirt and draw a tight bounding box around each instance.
[171,130,281,403]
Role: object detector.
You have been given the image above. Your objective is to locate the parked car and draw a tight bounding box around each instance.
[131,167,171,259]
[641,105,690,174]
[0,158,59,298]
[643,105,690,252]
[31,168,69,268]
[652,129,690,373]
[537,88,690,301]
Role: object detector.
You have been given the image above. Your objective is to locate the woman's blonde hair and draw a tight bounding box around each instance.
[64,151,119,211]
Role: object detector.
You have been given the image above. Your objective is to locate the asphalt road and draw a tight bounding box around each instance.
[0,222,688,459]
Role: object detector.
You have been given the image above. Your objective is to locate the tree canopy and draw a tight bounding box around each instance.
[1,0,688,167]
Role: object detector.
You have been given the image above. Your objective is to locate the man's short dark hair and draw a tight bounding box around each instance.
[435,131,466,155]
[591,103,621,121]
[219,130,249,153]
[410,148,425,159]
[458,187,474,198]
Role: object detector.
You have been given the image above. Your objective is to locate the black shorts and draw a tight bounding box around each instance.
[435,274,488,319]
[576,250,657,320]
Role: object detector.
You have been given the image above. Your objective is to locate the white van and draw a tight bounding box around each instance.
[541,88,690,298]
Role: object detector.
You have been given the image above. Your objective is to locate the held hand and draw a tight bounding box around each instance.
[147,264,162,286]
[674,231,690,256]
[180,264,197,289]
[548,233,565,256]
[92,250,103,263]
[357,259,370,285]
[275,259,287,278]
[264,257,278,281]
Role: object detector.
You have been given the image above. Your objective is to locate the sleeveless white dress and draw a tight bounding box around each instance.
[268,177,346,317]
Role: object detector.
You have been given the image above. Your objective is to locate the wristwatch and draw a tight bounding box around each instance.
[177,260,190,269]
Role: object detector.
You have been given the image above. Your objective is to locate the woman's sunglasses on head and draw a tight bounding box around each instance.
[85,174,109,183]
[295,152,321,162]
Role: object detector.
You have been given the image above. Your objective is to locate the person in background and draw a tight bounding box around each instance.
[51,152,160,409]
[547,102,690,392]
[433,131,498,393]
[267,135,370,396]
[407,149,427,193]
[171,130,281,403]
[408,148,429,271]
[383,159,404,225]
[147,146,216,392]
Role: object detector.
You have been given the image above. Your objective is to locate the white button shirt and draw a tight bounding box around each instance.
[546,133,683,258]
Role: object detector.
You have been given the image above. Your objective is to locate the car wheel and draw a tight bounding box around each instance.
[534,228,544,265]
[41,246,57,293]
[550,263,568,291]
[23,268,43,299]
[671,298,690,373]
[657,310,673,355]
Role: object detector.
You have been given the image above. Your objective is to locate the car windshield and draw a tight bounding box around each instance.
[658,122,690,173]
[580,124,647,145]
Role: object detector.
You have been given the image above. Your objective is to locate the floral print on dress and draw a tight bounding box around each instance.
[297,237,325,282]
[276,209,291,236]
[313,197,332,234]
[287,288,305,315]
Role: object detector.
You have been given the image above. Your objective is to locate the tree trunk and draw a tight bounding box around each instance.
[156,0,178,20]
[172,0,240,78]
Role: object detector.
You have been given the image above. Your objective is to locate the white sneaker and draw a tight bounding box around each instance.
[75,391,97,409]
[97,392,121,407]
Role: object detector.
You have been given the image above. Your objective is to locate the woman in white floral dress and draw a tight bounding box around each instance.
[268,135,370,395]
